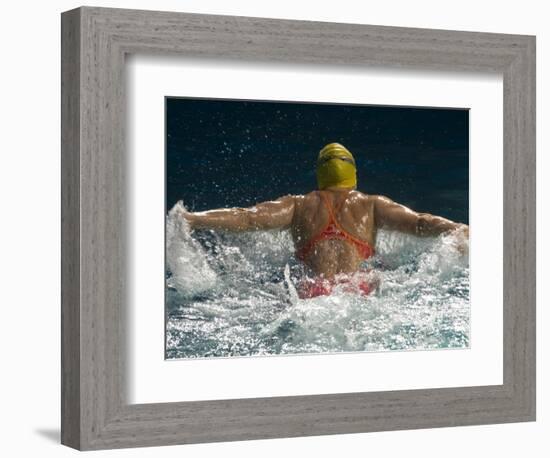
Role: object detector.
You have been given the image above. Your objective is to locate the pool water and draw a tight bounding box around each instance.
[165,202,469,359]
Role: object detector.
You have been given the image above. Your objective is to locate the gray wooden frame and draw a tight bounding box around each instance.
[61,6,536,451]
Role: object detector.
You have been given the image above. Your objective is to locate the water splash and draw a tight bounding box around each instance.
[166,203,218,296]
[166,201,469,359]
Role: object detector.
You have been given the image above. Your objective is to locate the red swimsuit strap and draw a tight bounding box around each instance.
[319,191,344,224]
[319,192,375,256]
[296,192,375,260]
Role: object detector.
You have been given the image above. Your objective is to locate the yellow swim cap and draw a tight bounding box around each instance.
[316,143,357,190]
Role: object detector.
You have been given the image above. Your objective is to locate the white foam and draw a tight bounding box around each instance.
[166,201,218,296]
[165,202,470,358]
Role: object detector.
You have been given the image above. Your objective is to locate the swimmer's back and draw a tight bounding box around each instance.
[290,189,376,276]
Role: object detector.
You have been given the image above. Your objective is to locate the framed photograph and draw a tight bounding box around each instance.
[61,6,535,450]
[164,98,470,360]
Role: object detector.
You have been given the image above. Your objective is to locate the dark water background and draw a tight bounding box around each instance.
[166,98,469,223]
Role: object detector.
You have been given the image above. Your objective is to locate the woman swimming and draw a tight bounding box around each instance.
[178,143,469,298]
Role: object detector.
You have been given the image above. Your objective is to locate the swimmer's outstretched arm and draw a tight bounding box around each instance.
[373,195,468,237]
[182,195,296,231]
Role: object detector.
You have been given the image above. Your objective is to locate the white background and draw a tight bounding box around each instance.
[129,58,503,403]
[0,1,546,457]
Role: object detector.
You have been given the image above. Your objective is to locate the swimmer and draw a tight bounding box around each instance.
[177,143,469,298]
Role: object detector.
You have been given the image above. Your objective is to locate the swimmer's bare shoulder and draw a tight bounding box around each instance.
[303,190,320,199]
[296,190,321,208]
[292,191,320,217]
[348,190,376,212]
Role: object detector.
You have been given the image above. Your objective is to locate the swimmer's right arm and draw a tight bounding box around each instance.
[182,195,296,231]
[373,195,468,237]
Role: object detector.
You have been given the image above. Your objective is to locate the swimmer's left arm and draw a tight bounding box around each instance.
[183,195,296,231]
[373,195,469,237]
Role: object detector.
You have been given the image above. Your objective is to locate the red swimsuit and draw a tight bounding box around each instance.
[295,192,377,299]
[296,192,375,262]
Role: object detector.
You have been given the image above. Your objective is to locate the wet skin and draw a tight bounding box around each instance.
[181,186,469,278]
